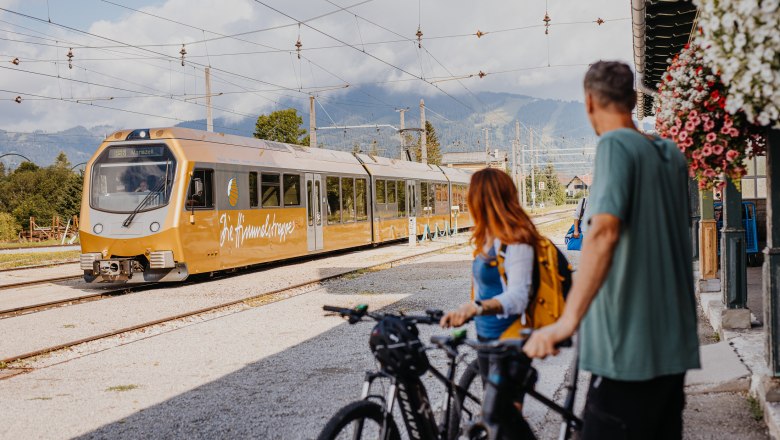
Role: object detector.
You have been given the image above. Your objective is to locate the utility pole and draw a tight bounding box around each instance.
[530,128,536,209]
[515,120,524,206]
[420,99,427,165]
[396,107,407,158]
[205,67,213,132]
[309,95,317,148]
[484,128,491,165]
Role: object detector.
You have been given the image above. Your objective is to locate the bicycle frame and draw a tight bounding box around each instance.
[357,354,478,440]
[468,350,583,440]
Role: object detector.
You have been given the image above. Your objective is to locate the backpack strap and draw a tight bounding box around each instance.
[496,243,508,285]
[578,198,587,222]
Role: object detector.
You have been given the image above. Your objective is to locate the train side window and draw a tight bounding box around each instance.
[249,172,258,208]
[427,183,436,211]
[420,182,429,213]
[376,179,386,204]
[398,181,406,217]
[387,180,396,205]
[307,180,313,226]
[356,178,368,221]
[341,177,355,222]
[261,173,280,207]
[283,174,301,206]
[186,169,214,209]
[326,176,341,224]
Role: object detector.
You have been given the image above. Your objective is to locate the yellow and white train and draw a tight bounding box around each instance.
[79,127,472,283]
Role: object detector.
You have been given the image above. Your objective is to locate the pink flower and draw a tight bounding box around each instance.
[704,120,715,131]
[726,150,739,162]
[706,132,717,142]
[685,138,694,148]
[670,126,680,136]
[704,168,716,178]
[690,110,699,118]
[723,117,733,128]
[701,114,710,122]
[729,128,739,137]
[702,146,713,156]
[692,149,703,160]
[712,144,725,155]
[691,116,701,126]
[679,131,689,141]
[685,120,696,131]
[721,126,731,135]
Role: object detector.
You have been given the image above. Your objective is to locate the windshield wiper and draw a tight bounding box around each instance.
[122,176,167,227]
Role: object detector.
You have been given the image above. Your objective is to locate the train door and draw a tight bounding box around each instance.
[305,173,324,251]
[406,180,417,217]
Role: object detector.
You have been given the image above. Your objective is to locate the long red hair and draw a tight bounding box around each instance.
[467,168,539,253]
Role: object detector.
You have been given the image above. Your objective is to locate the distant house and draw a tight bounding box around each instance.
[564,174,592,197]
[441,151,508,172]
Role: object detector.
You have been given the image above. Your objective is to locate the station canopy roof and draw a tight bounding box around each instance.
[635,0,698,117]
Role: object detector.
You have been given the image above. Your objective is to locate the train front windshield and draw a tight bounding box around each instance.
[90,145,177,213]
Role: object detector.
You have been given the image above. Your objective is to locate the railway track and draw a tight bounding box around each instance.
[0,210,575,367]
[0,238,471,366]
[0,210,573,317]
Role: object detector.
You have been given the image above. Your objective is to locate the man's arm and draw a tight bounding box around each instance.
[523,213,621,358]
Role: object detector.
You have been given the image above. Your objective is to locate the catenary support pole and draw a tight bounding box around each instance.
[420,99,427,165]
[764,128,780,375]
[205,67,213,132]
[309,95,317,148]
[530,129,536,209]
[722,178,747,309]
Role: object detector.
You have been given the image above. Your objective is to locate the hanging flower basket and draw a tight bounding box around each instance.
[693,0,780,128]
[655,40,765,189]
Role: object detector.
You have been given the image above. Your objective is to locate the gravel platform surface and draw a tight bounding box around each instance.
[0,238,467,362]
[0,245,575,439]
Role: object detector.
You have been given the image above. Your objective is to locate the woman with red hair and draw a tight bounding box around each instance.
[440,167,537,340]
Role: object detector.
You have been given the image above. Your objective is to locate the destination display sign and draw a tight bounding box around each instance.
[108,146,164,159]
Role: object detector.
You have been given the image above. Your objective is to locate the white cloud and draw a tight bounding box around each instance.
[0,0,632,132]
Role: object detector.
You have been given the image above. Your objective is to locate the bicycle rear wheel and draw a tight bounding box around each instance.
[448,358,483,438]
[317,400,401,440]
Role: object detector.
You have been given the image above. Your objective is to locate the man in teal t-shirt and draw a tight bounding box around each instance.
[524,61,700,440]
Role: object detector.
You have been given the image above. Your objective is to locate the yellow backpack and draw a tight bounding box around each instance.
[495,237,573,340]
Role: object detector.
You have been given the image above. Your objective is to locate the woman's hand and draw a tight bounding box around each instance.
[440,302,478,328]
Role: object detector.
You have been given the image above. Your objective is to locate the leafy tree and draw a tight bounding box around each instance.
[0,212,20,241]
[54,151,71,169]
[412,121,442,165]
[253,108,309,146]
[524,164,566,206]
[0,153,83,231]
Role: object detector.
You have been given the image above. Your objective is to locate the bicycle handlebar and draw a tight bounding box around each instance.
[323,304,444,325]
[464,334,572,353]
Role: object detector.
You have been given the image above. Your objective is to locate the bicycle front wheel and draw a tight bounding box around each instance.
[448,358,483,438]
[317,400,401,440]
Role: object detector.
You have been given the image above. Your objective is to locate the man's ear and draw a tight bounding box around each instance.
[584,93,594,114]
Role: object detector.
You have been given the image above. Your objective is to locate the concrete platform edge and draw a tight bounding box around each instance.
[697,277,779,439]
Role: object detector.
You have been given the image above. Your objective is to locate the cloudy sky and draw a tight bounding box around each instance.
[0,0,633,132]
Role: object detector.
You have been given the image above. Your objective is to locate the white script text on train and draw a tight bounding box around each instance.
[219,213,296,247]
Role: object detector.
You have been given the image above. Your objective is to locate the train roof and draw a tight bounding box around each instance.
[103,128,460,182]
[437,165,472,184]
[355,153,447,181]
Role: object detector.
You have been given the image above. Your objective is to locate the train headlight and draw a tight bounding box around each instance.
[93,223,104,235]
[150,222,160,233]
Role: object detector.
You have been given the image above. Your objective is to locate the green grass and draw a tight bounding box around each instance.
[0,239,75,249]
[748,396,763,421]
[0,250,80,270]
[106,384,139,392]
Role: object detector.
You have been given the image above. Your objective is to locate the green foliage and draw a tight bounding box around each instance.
[253,108,309,145]
[0,152,83,232]
[0,212,20,241]
[524,164,566,206]
[412,121,442,165]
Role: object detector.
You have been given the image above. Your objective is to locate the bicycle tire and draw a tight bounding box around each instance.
[448,358,483,438]
[317,400,401,440]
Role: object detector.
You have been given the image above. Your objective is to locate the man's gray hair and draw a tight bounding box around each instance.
[583,61,637,113]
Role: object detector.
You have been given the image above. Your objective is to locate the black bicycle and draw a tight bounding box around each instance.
[317,305,481,440]
[448,334,582,440]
